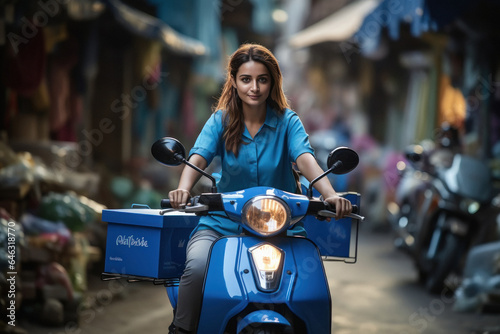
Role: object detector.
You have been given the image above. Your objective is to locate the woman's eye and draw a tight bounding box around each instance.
[259,77,268,83]
[241,78,250,83]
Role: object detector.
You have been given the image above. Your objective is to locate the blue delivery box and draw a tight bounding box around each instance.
[102,209,198,279]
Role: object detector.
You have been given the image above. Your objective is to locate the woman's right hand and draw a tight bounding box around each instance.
[168,189,191,209]
[168,154,206,209]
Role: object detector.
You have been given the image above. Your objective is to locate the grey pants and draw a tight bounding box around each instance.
[173,229,222,331]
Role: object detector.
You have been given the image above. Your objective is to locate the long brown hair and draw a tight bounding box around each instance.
[214,43,290,156]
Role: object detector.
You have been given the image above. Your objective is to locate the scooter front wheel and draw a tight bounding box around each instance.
[424,233,464,294]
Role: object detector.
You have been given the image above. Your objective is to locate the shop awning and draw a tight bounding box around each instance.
[105,0,207,56]
[353,0,476,54]
[289,0,382,49]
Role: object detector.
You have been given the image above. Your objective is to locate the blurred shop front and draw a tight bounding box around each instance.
[287,0,500,225]
[0,0,280,330]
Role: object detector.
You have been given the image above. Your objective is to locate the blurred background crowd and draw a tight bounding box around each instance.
[1,0,500,331]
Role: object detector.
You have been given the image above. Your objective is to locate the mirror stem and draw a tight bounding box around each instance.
[178,156,218,193]
[307,161,343,198]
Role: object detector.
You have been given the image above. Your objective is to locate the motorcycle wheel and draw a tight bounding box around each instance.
[424,233,463,294]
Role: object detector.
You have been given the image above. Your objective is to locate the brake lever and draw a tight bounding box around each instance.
[183,204,209,212]
[160,208,178,215]
[317,210,365,222]
[160,204,209,215]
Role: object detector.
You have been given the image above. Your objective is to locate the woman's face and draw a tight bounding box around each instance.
[232,60,271,109]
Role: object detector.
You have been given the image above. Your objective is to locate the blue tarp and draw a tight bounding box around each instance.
[104,0,207,56]
[354,0,476,54]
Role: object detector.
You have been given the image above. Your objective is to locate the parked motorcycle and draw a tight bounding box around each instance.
[102,137,364,334]
[389,144,500,294]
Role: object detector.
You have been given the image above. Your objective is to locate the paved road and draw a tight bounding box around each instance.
[326,229,500,334]
[20,227,500,334]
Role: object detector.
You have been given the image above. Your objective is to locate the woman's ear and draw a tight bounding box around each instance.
[230,76,237,89]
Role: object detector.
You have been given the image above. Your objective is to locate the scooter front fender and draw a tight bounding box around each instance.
[236,310,291,333]
[197,235,331,334]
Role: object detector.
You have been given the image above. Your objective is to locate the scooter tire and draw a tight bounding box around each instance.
[424,233,463,294]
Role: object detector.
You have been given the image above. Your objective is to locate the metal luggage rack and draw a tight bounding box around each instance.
[101,272,180,286]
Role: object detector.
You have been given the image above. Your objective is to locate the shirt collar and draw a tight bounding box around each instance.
[242,104,280,140]
[264,104,279,129]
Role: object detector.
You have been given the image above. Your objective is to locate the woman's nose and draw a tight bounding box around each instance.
[251,80,259,92]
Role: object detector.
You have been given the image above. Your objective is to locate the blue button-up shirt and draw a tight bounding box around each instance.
[189,105,314,235]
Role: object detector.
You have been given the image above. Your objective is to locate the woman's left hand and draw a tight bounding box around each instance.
[323,195,352,220]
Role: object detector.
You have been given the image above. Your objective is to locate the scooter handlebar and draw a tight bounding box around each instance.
[160,194,224,212]
[307,200,364,220]
[161,194,363,219]
[160,197,197,208]
[160,199,171,208]
[307,199,358,213]
[330,204,359,214]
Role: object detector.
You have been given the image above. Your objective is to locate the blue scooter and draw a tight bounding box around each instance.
[102,137,364,334]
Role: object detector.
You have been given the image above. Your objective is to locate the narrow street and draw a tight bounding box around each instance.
[326,228,500,334]
[21,227,500,334]
[3,0,500,332]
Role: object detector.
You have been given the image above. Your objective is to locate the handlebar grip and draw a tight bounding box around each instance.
[160,199,172,208]
[324,202,359,213]
[161,197,198,208]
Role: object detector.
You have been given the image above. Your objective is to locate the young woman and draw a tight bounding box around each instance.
[168,43,352,333]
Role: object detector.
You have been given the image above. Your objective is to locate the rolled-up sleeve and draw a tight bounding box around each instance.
[287,112,314,162]
[189,111,223,165]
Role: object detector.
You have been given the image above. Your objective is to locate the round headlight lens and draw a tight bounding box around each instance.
[242,196,290,236]
[460,199,480,214]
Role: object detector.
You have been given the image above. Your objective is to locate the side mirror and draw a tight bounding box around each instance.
[151,137,186,166]
[327,147,359,174]
[307,147,359,198]
[151,137,217,193]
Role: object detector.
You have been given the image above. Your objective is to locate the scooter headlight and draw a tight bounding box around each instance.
[242,196,290,236]
[249,243,284,291]
[460,198,480,214]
